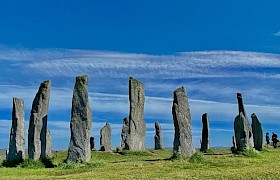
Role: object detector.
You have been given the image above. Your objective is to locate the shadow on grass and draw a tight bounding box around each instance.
[41,158,56,168]
[2,159,23,167]
[2,158,56,168]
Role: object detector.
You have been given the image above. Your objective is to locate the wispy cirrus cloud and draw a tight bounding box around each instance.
[1,47,280,149]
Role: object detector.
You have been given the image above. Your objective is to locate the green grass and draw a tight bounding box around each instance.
[0,147,280,179]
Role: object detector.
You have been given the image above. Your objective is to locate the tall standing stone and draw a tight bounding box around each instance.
[100,122,112,151]
[28,80,51,160]
[234,93,254,151]
[122,77,146,151]
[251,113,263,151]
[154,122,164,150]
[200,113,210,152]
[172,87,195,157]
[66,75,92,163]
[7,98,25,161]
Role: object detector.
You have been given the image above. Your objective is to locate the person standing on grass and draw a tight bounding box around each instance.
[266,132,270,147]
[272,132,278,148]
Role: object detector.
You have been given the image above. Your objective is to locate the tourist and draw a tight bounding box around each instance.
[266,132,270,147]
[272,132,278,148]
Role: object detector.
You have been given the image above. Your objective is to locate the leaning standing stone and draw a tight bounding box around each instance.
[100,122,112,152]
[200,113,210,152]
[7,98,25,161]
[154,122,164,150]
[251,113,263,151]
[172,87,195,157]
[66,75,92,163]
[28,80,51,160]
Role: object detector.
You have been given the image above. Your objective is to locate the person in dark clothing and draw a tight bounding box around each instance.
[272,132,278,148]
[266,132,270,147]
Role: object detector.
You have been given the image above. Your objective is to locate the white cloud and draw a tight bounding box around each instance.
[273,31,280,37]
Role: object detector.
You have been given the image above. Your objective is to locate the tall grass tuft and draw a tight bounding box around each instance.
[244,148,261,158]
[189,152,205,163]
[20,159,45,169]
[58,160,105,170]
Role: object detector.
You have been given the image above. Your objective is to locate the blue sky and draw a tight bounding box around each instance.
[0,1,280,150]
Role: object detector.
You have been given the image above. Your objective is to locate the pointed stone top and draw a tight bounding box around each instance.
[76,75,88,84]
[39,80,51,89]
[13,97,23,103]
[251,113,256,117]
[236,92,246,117]
[173,87,187,103]
[237,92,242,98]
[129,76,143,85]
[155,121,160,128]
[174,86,185,93]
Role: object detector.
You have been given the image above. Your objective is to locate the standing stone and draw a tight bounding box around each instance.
[120,117,129,150]
[154,122,164,150]
[100,122,112,151]
[172,87,195,157]
[234,93,254,151]
[66,75,92,163]
[90,137,96,151]
[200,113,210,152]
[7,98,25,161]
[28,80,51,160]
[251,113,263,151]
[122,77,146,151]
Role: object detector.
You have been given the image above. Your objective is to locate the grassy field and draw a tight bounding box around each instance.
[0,147,280,179]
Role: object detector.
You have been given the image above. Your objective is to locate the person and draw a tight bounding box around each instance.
[266,132,270,147]
[272,132,278,148]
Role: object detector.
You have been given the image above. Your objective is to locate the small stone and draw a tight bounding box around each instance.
[154,122,164,150]
[120,117,129,149]
[100,122,112,152]
[172,87,195,157]
[251,113,263,151]
[7,98,25,161]
[200,113,210,152]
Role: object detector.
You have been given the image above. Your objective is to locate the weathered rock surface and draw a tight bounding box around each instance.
[122,77,146,151]
[172,87,195,157]
[90,137,96,151]
[100,122,112,151]
[234,93,254,151]
[66,75,92,163]
[154,122,164,150]
[200,113,209,152]
[120,117,129,150]
[28,80,51,160]
[7,98,25,161]
[251,113,263,151]
[232,136,236,149]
